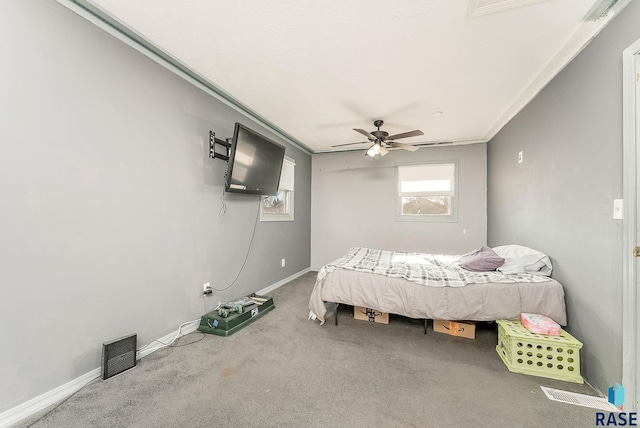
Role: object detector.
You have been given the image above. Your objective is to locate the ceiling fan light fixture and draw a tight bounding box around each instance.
[336,120,424,157]
[367,142,382,157]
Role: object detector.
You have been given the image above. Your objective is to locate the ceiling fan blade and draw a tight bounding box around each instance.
[386,130,424,140]
[332,141,369,148]
[389,142,420,152]
[353,128,374,139]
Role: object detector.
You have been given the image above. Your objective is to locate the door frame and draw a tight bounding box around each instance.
[622,37,640,412]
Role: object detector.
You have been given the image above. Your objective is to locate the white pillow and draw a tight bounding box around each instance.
[492,245,552,276]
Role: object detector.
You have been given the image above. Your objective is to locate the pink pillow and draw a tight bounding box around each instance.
[459,246,505,272]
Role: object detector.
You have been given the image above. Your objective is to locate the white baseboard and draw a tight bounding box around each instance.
[0,322,199,428]
[136,320,200,360]
[255,267,311,295]
[0,368,100,428]
[0,268,311,428]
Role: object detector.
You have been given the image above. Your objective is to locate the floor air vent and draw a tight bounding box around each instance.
[101,334,137,380]
[541,386,620,412]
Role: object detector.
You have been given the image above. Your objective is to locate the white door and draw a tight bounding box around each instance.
[634,52,640,412]
[622,41,640,413]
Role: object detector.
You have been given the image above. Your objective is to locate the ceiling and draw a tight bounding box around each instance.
[65,0,626,154]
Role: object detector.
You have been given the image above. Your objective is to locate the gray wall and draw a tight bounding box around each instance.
[311,143,487,268]
[0,1,310,413]
[488,2,640,392]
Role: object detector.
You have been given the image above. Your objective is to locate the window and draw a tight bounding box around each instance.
[260,156,295,221]
[396,162,457,222]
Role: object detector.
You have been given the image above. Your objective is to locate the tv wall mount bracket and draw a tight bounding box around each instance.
[209,130,231,162]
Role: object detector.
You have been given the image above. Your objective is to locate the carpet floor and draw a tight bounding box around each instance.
[16,271,603,428]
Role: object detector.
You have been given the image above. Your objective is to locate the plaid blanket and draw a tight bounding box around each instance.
[317,247,551,287]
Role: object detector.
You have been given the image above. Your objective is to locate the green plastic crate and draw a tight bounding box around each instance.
[496,319,583,384]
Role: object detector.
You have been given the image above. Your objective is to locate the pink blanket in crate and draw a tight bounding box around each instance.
[521,313,560,336]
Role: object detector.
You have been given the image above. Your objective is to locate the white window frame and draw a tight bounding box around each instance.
[260,156,295,222]
[395,161,458,222]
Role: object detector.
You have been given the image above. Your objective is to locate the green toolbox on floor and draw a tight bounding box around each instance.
[198,295,275,337]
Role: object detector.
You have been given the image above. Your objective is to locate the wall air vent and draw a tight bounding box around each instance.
[584,0,620,22]
[101,334,137,380]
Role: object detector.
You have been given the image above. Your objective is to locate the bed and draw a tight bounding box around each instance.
[308,246,566,326]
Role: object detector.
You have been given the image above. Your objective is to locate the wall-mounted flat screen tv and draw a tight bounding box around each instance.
[225,122,286,196]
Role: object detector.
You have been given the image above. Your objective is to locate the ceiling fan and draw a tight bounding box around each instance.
[332,119,424,157]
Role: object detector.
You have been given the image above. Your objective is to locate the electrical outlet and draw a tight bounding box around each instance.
[281,258,286,267]
[518,151,523,164]
[203,282,212,296]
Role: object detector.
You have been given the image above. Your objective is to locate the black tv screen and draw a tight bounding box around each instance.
[225,123,286,196]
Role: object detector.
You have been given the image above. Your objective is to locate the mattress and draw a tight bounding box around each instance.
[308,268,567,326]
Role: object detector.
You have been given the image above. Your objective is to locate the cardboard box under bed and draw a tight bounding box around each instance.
[353,306,389,324]
[433,319,476,339]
